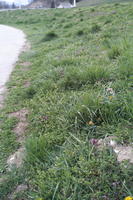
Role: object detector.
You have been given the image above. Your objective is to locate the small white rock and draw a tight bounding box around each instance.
[7,148,25,170]
[109,139,117,147]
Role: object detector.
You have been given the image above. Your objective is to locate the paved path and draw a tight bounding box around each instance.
[0,25,25,95]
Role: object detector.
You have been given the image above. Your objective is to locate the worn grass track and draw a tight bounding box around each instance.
[0,1,133,199]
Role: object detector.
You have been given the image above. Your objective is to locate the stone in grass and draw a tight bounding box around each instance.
[7,147,25,171]
[91,136,133,164]
[114,145,133,163]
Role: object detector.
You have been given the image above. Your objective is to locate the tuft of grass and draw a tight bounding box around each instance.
[76,29,84,36]
[91,23,101,33]
[59,65,110,90]
[23,86,36,99]
[90,8,95,12]
[63,22,73,29]
[41,31,58,42]
[71,89,133,126]
[108,46,121,59]
[104,19,112,24]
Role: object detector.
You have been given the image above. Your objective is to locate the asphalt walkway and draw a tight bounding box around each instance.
[0,25,25,95]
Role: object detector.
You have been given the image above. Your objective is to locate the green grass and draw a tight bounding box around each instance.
[77,0,133,7]
[0,1,133,199]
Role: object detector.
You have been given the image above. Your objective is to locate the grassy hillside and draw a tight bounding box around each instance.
[0,1,133,199]
[77,0,133,7]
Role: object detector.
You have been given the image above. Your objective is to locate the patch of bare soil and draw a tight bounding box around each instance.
[7,109,29,170]
[13,122,29,143]
[9,108,28,122]
[0,86,7,108]
[21,66,31,72]
[8,108,29,144]
[21,41,31,53]
[19,42,31,72]
[90,136,133,164]
[23,80,31,88]
[19,61,31,73]
[0,94,4,108]
[20,61,31,67]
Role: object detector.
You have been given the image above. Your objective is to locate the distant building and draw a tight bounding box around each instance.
[27,0,76,9]
[57,2,72,8]
[57,0,76,8]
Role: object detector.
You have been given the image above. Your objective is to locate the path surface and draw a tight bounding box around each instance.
[0,25,25,95]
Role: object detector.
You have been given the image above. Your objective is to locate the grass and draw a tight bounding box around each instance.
[91,23,101,33]
[0,1,133,199]
[77,0,133,7]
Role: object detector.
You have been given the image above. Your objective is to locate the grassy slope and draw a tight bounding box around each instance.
[0,2,133,199]
[77,0,133,7]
